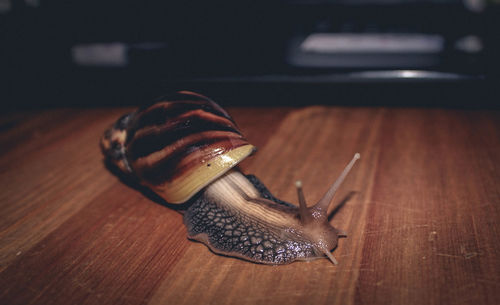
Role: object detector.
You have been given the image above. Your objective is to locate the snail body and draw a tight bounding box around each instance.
[101,91,359,265]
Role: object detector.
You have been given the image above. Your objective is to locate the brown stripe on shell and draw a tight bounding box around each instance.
[162,138,249,183]
[132,130,245,168]
[128,92,233,137]
[175,91,232,119]
[126,109,241,160]
[130,131,249,186]
[131,100,233,130]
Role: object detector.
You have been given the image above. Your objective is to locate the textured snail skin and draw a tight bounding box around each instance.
[184,171,338,264]
[101,91,353,265]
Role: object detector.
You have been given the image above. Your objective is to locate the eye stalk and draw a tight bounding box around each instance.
[312,153,361,215]
[295,153,361,265]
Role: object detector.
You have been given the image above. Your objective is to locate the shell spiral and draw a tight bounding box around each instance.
[101,91,256,204]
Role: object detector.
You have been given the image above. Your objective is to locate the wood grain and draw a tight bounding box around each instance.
[0,106,499,305]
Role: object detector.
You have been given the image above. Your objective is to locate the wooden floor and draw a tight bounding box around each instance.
[1,105,499,305]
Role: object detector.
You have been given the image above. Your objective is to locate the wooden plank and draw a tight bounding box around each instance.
[0,106,499,305]
[0,108,130,272]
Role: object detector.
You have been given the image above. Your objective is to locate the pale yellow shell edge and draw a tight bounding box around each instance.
[149,144,256,204]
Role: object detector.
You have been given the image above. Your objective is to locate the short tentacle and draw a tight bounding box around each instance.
[295,180,312,224]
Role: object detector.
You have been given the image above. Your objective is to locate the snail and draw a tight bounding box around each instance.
[100,91,360,265]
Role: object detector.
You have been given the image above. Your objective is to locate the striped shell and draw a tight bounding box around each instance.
[101,91,256,204]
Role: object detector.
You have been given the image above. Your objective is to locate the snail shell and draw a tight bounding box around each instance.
[101,91,255,204]
[101,91,359,265]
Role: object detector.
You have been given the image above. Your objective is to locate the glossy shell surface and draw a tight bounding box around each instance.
[101,91,255,204]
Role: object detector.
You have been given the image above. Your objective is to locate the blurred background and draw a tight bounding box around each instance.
[2,0,499,109]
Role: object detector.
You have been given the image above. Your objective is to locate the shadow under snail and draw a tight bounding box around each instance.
[100,91,360,265]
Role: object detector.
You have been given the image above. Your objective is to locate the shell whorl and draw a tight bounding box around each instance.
[101,91,256,204]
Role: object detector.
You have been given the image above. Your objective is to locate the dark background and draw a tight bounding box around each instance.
[2,0,499,109]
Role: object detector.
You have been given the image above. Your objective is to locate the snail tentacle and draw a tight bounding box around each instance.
[295,180,313,225]
[312,153,361,214]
